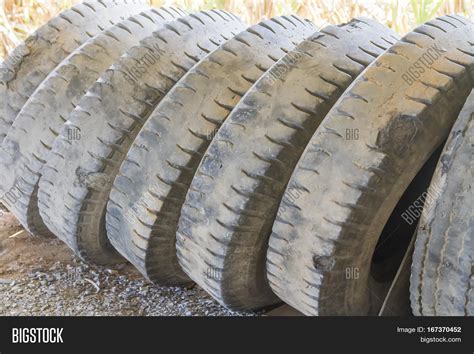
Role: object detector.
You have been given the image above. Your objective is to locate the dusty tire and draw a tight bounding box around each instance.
[106,16,316,285]
[267,15,473,315]
[177,19,400,310]
[0,0,148,144]
[38,11,245,265]
[0,8,186,237]
[410,89,474,316]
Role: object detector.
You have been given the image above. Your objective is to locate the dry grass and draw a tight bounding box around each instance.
[0,0,472,60]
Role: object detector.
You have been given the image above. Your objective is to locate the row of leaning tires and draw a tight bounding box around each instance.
[0,1,472,316]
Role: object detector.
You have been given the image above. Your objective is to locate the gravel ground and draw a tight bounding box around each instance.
[0,208,257,316]
[0,260,255,316]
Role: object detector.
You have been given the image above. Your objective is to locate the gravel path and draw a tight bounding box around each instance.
[0,260,255,316]
[0,209,257,316]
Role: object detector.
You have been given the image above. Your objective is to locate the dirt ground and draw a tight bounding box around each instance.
[0,211,72,277]
[0,207,255,316]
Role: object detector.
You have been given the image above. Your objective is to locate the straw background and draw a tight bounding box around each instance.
[0,0,472,60]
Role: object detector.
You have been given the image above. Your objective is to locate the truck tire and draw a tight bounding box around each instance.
[410,89,473,316]
[266,15,473,315]
[0,8,186,237]
[177,18,400,310]
[0,0,148,144]
[106,16,316,285]
[38,11,245,264]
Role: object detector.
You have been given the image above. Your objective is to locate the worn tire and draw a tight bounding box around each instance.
[38,10,245,264]
[106,16,316,285]
[410,89,474,316]
[0,0,148,144]
[267,15,473,315]
[0,8,186,237]
[177,18,399,310]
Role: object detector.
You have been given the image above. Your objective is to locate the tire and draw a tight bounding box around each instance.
[410,89,474,316]
[0,8,186,237]
[177,18,400,310]
[0,0,148,144]
[266,15,473,315]
[106,16,316,285]
[38,11,245,265]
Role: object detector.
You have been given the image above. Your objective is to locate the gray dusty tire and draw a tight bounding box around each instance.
[410,89,473,316]
[0,8,186,237]
[0,0,148,144]
[177,18,400,310]
[37,11,245,265]
[106,16,316,285]
[266,15,473,315]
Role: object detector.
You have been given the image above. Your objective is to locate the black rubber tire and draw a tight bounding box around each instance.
[177,18,400,310]
[106,16,316,285]
[0,0,148,144]
[37,10,245,265]
[266,15,473,315]
[410,89,474,316]
[0,8,186,237]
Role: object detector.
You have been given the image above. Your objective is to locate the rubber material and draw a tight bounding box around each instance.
[38,10,245,264]
[177,18,399,310]
[106,16,316,285]
[410,89,473,316]
[0,8,186,237]
[267,15,473,315]
[0,0,148,144]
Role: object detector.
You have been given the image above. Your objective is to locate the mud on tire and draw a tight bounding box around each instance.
[37,10,245,264]
[106,16,316,285]
[0,8,186,237]
[266,15,473,315]
[410,89,474,316]
[177,18,400,310]
[0,0,148,144]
